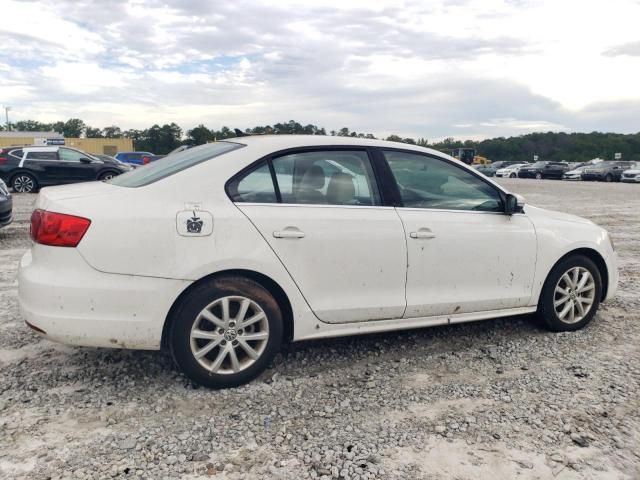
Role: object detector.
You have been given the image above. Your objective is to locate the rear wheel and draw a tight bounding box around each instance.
[539,255,602,331]
[509,173,517,178]
[535,172,543,180]
[604,174,613,183]
[11,173,38,193]
[169,276,283,388]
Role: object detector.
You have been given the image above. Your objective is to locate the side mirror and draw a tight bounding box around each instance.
[504,193,525,215]
[79,157,93,163]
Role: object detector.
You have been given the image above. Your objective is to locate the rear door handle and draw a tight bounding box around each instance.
[273,227,305,239]
[410,228,436,239]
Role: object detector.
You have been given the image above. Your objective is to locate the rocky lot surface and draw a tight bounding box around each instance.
[0,179,639,479]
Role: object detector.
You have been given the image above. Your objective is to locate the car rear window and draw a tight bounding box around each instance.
[108,142,243,187]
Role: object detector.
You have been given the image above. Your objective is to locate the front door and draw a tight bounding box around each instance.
[230,149,407,324]
[382,149,537,318]
[58,148,100,182]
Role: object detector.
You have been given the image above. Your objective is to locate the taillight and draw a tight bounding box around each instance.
[142,156,150,165]
[30,209,91,247]
[0,156,7,164]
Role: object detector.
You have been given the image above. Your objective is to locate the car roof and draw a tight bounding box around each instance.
[227,134,449,158]
[23,146,59,152]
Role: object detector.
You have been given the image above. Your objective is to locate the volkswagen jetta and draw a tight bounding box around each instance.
[18,136,618,388]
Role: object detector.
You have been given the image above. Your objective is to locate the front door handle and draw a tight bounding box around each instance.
[273,227,305,239]
[409,228,436,239]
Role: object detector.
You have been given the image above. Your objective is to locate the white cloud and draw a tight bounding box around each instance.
[0,0,639,139]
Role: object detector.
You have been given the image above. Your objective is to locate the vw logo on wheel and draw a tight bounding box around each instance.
[224,329,238,342]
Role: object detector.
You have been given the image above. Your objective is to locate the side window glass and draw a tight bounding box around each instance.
[228,163,277,203]
[26,151,58,160]
[58,149,84,162]
[384,151,503,212]
[272,150,380,206]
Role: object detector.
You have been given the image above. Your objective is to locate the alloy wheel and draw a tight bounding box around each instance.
[13,175,35,193]
[553,266,596,324]
[189,296,269,374]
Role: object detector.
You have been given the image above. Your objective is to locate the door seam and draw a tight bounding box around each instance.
[393,207,409,318]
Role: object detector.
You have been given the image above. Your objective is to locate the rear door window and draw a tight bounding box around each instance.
[25,151,58,160]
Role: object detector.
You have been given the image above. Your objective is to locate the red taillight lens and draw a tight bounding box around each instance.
[0,156,7,164]
[142,156,150,164]
[30,209,91,247]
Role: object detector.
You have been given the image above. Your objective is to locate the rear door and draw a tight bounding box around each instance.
[230,148,407,324]
[23,150,61,184]
[381,149,537,318]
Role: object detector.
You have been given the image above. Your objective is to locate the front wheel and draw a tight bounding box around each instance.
[535,172,543,180]
[539,255,602,331]
[98,171,117,181]
[604,174,613,183]
[169,276,283,388]
[510,173,517,178]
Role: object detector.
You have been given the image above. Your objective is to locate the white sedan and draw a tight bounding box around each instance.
[18,136,618,388]
[495,163,529,178]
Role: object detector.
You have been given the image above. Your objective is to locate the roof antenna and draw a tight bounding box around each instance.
[234,128,250,137]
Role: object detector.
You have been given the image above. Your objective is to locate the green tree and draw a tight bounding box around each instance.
[53,118,86,137]
[187,124,214,145]
[85,126,103,138]
[103,126,123,138]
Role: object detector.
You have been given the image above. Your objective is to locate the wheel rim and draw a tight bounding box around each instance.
[553,267,596,324]
[536,173,542,179]
[13,175,34,193]
[102,174,114,180]
[190,296,269,374]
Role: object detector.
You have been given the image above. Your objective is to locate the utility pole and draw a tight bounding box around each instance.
[3,106,10,131]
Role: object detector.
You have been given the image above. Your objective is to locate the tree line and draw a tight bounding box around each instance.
[2,118,639,161]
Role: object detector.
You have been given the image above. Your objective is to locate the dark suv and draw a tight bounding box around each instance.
[518,161,569,179]
[0,146,130,193]
[581,161,637,182]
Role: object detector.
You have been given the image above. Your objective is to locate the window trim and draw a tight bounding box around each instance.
[225,146,388,207]
[377,147,507,212]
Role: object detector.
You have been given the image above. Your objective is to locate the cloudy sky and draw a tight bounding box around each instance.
[1,0,639,140]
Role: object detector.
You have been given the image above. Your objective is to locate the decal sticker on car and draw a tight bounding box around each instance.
[176,209,213,236]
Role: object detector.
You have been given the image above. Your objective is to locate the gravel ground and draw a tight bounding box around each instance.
[0,179,639,480]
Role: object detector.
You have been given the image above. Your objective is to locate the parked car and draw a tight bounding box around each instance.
[18,136,618,388]
[495,163,529,178]
[581,161,637,182]
[518,161,569,179]
[140,145,195,164]
[0,178,12,228]
[562,165,589,181]
[95,154,135,170]
[114,151,155,166]
[621,166,640,183]
[0,146,130,193]
[475,161,523,177]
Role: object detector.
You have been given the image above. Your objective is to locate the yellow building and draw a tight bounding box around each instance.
[0,131,133,155]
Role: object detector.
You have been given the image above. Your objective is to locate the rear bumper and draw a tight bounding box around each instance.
[18,246,191,350]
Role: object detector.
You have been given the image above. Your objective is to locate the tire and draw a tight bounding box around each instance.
[510,173,517,178]
[169,275,283,388]
[98,171,117,181]
[11,173,38,193]
[535,172,543,180]
[604,174,613,183]
[539,255,602,332]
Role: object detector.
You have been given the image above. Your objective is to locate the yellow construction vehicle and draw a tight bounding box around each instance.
[450,148,492,165]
